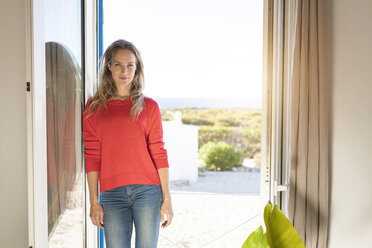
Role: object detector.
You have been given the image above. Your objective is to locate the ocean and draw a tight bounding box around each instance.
[153,97,262,109]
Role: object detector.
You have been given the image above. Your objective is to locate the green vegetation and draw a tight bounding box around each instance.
[199,125,260,159]
[161,108,261,129]
[160,108,262,170]
[199,141,244,171]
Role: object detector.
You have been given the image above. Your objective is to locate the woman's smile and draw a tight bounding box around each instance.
[109,49,137,87]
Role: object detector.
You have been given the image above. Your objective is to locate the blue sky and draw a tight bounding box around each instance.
[103,0,263,106]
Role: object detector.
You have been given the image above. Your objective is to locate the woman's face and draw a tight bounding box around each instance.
[108,49,137,88]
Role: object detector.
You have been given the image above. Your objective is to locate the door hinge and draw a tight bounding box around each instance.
[26,81,30,91]
[274,180,288,196]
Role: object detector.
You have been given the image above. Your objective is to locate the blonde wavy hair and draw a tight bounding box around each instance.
[85,39,145,121]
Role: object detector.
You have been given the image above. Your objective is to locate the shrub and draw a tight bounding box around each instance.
[198,125,261,159]
[198,141,244,171]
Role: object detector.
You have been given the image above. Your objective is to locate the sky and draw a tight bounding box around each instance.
[103,0,263,105]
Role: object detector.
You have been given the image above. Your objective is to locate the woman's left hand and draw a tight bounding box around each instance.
[160,198,174,228]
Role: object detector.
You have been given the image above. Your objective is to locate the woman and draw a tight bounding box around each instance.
[83,39,174,248]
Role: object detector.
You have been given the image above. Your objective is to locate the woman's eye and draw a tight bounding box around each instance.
[114,63,121,67]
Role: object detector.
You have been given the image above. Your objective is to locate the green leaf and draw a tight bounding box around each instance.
[242,226,270,248]
[264,202,306,248]
[260,233,269,248]
[264,202,274,248]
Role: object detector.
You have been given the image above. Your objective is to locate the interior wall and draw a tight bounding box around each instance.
[0,0,29,247]
[329,0,372,247]
[1,0,372,247]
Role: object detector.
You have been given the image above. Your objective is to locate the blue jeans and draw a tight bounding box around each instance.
[101,184,164,248]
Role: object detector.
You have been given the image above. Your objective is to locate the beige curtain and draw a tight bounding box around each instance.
[287,0,329,247]
[264,0,329,247]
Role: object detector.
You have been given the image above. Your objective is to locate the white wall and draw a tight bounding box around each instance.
[0,0,29,247]
[162,121,199,183]
[329,0,372,247]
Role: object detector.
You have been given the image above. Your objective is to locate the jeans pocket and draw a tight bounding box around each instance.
[101,186,122,204]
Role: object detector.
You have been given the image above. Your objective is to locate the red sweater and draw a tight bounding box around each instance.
[83,96,169,194]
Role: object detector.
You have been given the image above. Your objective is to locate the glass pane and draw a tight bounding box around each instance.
[45,1,85,247]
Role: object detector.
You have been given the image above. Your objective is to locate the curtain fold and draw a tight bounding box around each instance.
[287,0,329,247]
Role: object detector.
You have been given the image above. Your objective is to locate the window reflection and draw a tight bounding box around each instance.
[44,0,84,246]
[45,28,84,248]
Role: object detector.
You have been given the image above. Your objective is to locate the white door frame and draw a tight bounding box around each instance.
[84,0,100,247]
[27,0,48,247]
[260,0,290,219]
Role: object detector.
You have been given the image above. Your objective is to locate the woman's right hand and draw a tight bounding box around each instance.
[90,202,104,229]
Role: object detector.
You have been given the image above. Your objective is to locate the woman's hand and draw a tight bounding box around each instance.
[90,202,104,229]
[160,198,174,228]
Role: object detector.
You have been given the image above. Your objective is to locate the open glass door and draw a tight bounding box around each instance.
[261,0,291,217]
[44,0,86,247]
[28,0,99,247]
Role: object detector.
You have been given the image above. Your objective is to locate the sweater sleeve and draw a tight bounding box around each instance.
[83,99,101,173]
[146,100,170,169]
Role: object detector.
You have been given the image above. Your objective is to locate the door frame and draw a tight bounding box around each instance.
[27,0,48,246]
[261,0,290,218]
[85,0,100,247]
